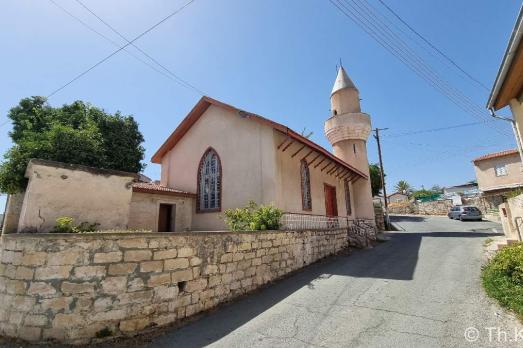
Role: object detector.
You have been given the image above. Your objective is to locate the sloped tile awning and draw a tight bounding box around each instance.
[275,130,366,182]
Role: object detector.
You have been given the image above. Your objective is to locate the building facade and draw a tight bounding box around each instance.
[472,149,523,212]
[152,66,375,231]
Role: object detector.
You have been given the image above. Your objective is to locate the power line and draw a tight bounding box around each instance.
[48,0,183,86]
[376,0,490,91]
[383,120,495,138]
[329,0,511,137]
[47,0,197,98]
[74,0,204,95]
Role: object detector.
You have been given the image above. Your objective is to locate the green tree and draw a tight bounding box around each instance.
[394,180,412,195]
[369,163,384,197]
[0,97,145,193]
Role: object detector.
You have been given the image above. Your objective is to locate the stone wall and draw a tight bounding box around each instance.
[388,200,453,216]
[373,204,385,231]
[0,229,348,344]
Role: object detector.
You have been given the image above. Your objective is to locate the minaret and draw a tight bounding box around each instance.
[324,66,375,220]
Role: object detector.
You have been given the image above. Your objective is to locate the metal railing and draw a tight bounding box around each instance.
[280,212,350,230]
[280,212,375,231]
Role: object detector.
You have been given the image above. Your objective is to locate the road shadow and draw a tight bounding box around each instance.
[390,215,427,222]
[94,230,501,348]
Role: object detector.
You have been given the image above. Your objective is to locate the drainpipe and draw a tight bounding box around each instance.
[489,108,523,162]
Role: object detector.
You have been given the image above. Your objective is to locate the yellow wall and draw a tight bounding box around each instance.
[161,105,278,231]
[18,160,136,233]
[128,192,193,232]
[273,132,354,217]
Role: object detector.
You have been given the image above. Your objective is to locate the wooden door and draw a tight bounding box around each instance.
[158,204,173,232]
[324,184,338,217]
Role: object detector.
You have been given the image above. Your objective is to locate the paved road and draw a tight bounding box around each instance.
[121,216,522,347]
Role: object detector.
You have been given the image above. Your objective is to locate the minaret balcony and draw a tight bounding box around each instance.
[324,112,372,145]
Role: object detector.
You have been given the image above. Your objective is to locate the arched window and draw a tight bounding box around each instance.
[301,160,312,211]
[197,148,222,212]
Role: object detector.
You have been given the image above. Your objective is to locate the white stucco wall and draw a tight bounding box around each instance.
[160,105,278,231]
[17,160,136,233]
[128,192,193,232]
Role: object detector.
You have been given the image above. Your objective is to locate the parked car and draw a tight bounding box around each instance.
[448,206,483,221]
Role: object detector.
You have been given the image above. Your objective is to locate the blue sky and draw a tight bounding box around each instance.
[0,0,520,211]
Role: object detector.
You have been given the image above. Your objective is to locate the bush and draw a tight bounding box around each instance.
[482,243,523,319]
[51,216,99,233]
[222,201,283,231]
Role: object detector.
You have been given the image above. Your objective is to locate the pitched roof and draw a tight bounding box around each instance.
[132,182,196,198]
[472,149,520,163]
[151,96,367,179]
[331,66,357,95]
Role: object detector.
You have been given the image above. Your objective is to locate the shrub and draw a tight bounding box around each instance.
[222,201,283,231]
[482,243,523,319]
[51,216,99,233]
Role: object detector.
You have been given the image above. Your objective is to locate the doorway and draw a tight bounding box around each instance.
[158,203,176,232]
[324,184,338,217]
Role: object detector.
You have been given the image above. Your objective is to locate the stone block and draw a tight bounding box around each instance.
[61,281,95,294]
[184,278,207,293]
[40,297,73,312]
[128,277,145,292]
[147,273,172,287]
[120,318,150,332]
[220,253,233,263]
[221,273,233,284]
[164,258,189,271]
[177,247,194,257]
[73,266,106,280]
[203,264,218,275]
[101,276,127,294]
[238,242,251,251]
[108,263,137,275]
[6,279,27,295]
[190,257,202,266]
[93,251,122,264]
[24,314,48,327]
[20,252,46,266]
[27,282,56,297]
[13,295,36,311]
[124,250,152,262]
[154,285,179,302]
[118,238,148,249]
[13,266,34,280]
[90,309,127,322]
[208,275,221,288]
[18,326,42,341]
[52,313,85,329]
[153,249,177,260]
[35,266,72,280]
[171,269,193,283]
[93,297,113,312]
[233,253,244,262]
[140,261,163,273]
[47,251,84,266]
[117,290,153,305]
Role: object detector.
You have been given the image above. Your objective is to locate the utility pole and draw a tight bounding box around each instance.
[373,128,390,229]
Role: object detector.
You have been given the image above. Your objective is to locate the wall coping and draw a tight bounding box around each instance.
[1,229,349,240]
[25,159,140,179]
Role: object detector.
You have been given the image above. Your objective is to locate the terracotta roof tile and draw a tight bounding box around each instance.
[472,149,520,162]
[132,182,196,198]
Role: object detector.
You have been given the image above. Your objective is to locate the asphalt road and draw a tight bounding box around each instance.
[112,215,523,348]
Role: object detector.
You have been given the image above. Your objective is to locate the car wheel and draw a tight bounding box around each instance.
[460,216,464,221]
